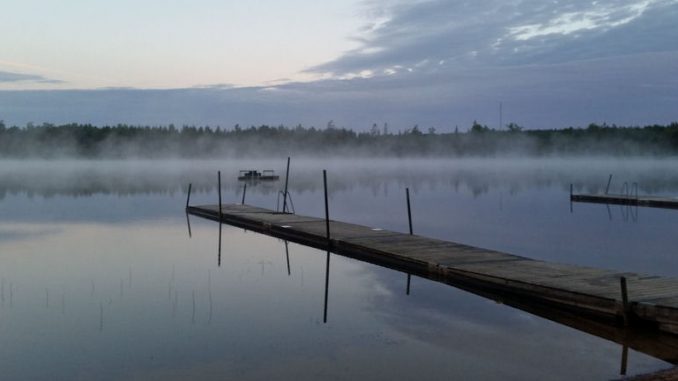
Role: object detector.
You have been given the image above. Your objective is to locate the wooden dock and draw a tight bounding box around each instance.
[571,193,678,209]
[187,203,678,336]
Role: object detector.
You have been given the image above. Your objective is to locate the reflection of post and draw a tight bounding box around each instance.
[218,222,222,267]
[606,204,612,221]
[569,184,573,214]
[192,290,196,324]
[99,302,104,332]
[283,157,291,213]
[185,212,193,238]
[323,250,330,324]
[186,183,192,209]
[208,270,213,324]
[620,344,629,376]
[284,241,291,276]
[406,274,411,295]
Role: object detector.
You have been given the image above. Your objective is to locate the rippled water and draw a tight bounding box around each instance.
[1,158,677,380]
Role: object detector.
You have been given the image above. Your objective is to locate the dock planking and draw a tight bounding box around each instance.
[571,193,678,209]
[187,203,678,335]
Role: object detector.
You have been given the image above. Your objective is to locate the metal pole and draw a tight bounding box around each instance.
[323,170,330,243]
[217,171,222,220]
[605,174,613,195]
[241,183,247,205]
[218,222,222,267]
[186,183,192,209]
[620,276,629,326]
[282,157,291,213]
[406,188,413,235]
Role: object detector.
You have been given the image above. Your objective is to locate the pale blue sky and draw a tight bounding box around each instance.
[0,0,677,129]
[0,0,363,89]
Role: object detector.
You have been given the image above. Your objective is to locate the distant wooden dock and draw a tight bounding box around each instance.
[187,203,678,335]
[571,193,678,209]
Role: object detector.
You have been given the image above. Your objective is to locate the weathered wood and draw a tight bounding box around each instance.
[571,193,678,209]
[187,203,678,335]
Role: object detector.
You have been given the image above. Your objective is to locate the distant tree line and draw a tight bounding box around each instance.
[0,120,677,158]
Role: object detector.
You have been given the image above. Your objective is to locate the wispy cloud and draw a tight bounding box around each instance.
[308,0,678,77]
[0,70,62,84]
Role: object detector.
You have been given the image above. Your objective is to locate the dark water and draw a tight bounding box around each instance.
[1,158,678,380]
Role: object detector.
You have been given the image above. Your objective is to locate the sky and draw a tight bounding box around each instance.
[0,0,677,130]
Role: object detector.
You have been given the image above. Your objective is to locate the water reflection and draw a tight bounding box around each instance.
[2,159,678,379]
[284,241,291,276]
[323,251,330,324]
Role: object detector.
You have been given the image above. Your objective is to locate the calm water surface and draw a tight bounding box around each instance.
[1,158,678,380]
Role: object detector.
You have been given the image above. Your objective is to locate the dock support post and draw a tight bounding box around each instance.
[283,157,291,213]
[323,170,330,243]
[606,174,613,195]
[218,221,222,267]
[620,276,630,326]
[406,274,411,295]
[241,183,247,205]
[186,183,192,209]
[217,171,222,220]
[320,169,331,322]
[406,188,413,235]
[570,184,573,213]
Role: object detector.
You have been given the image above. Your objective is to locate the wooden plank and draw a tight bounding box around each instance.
[571,193,678,210]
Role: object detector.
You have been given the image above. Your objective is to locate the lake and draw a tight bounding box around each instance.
[1,158,677,380]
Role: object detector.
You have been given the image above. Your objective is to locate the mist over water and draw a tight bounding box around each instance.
[1,157,677,380]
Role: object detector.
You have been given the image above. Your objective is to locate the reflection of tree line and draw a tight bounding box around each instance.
[3,168,678,198]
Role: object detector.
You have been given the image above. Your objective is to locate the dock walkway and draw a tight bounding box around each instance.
[571,193,678,209]
[188,203,678,334]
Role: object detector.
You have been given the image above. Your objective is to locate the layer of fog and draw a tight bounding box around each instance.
[1,157,677,199]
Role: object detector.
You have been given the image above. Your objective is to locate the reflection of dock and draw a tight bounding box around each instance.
[571,193,678,209]
[188,204,678,337]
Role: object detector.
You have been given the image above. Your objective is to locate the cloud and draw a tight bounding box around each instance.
[0,49,675,132]
[0,70,62,84]
[308,0,678,76]
[0,1,676,130]
[0,71,62,83]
